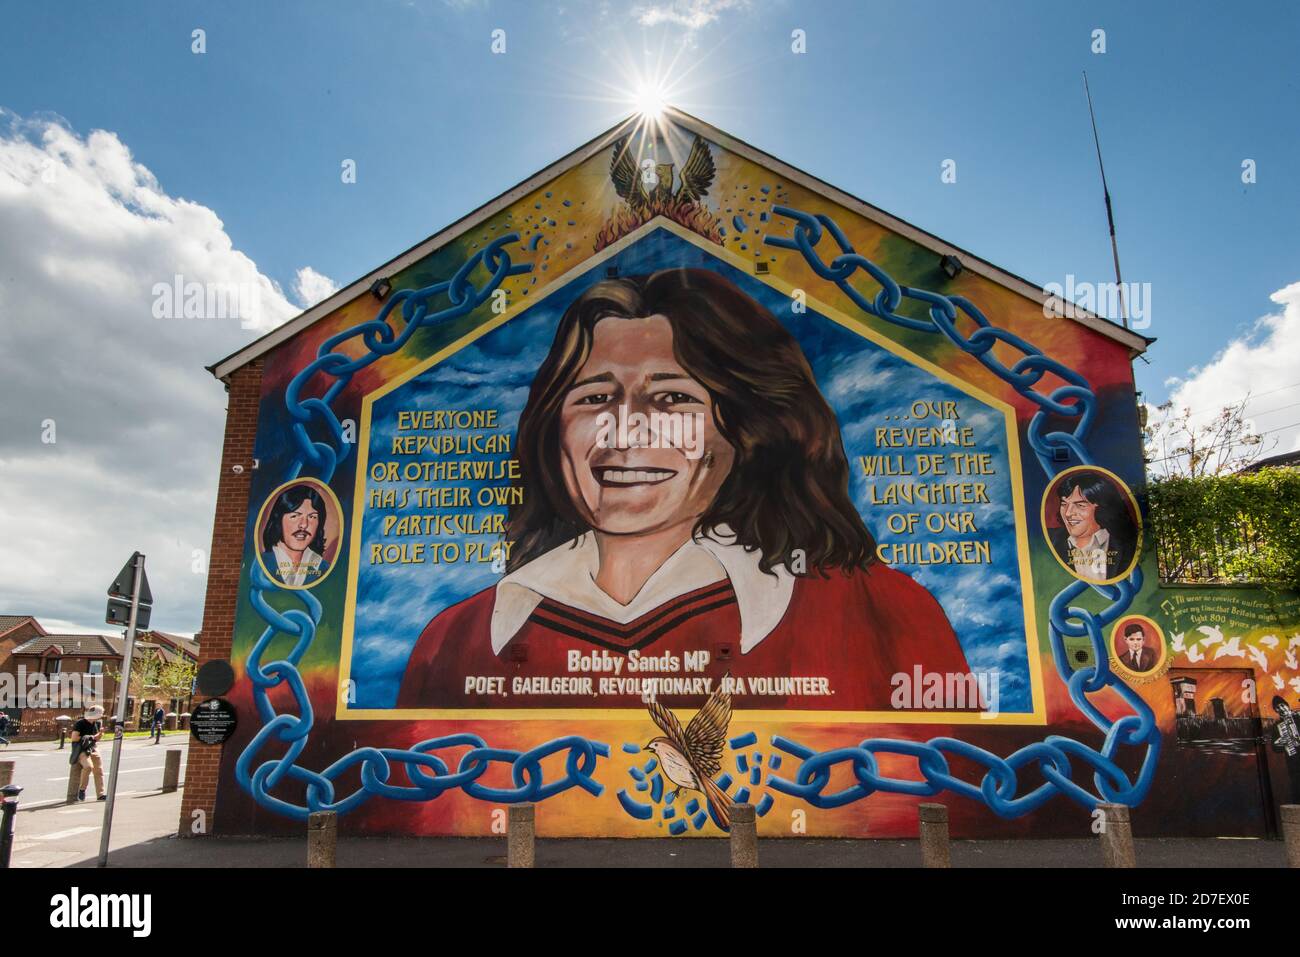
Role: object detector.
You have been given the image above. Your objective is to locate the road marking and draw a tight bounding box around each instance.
[32,825,99,840]
[46,763,180,780]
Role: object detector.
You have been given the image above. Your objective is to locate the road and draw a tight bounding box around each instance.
[1,733,189,806]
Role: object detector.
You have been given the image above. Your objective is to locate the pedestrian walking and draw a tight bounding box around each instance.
[0,711,10,746]
[151,706,165,744]
[71,705,106,801]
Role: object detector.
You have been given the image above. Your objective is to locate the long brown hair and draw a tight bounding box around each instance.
[506,268,877,574]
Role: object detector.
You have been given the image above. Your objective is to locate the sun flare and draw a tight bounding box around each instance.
[632,80,669,120]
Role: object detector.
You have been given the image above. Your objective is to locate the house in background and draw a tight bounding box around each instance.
[0,614,46,670]
[1238,450,1300,473]
[0,614,199,739]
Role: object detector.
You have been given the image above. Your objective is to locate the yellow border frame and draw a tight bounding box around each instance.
[336,217,1046,725]
[254,477,344,592]
[1108,614,1170,684]
[1040,464,1143,587]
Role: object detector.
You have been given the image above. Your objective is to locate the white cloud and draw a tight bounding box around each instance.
[1152,280,1300,464]
[292,265,340,309]
[634,0,750,30]
[0,111,313,632]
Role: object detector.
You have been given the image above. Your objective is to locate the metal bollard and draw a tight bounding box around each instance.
[1096,802,1136,868]
[508,803,535,868]
[307,810,337,868]
[0,784,22,869]
[66,762,82,804]
[918,802,951,868]
[0,761,12,788]
[730,803,758,868]
[161,749,181,793]
[1281,805,1300,868]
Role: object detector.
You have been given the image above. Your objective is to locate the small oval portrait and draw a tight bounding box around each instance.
[1041,465,1141,585]
[255,479,342,590]
[1110,615,1167,681]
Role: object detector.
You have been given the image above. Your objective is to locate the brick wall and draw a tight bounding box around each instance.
[179,358,263,837]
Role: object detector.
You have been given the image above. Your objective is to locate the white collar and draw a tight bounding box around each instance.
[490,528,794,655]
[1069,526,1110,551]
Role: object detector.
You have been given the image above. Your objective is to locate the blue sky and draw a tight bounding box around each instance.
[3,0,1296,391]
[1,0,1295,633]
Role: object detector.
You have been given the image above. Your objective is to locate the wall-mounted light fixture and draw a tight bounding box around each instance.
[940,254,963,280]
[370,277,392,300]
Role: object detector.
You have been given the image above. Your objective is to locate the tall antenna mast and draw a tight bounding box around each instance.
[1083,71,1128,328]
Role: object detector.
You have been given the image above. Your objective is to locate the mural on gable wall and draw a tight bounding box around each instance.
[213,116,1300,838]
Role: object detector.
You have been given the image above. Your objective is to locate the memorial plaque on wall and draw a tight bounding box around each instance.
[190,697,237,745]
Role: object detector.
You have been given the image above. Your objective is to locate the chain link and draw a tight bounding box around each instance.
[759,206,1158,816]
[237,236,615,819]
[238,206,1158,826]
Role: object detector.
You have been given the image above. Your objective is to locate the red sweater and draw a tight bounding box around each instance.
[397,561,969,712]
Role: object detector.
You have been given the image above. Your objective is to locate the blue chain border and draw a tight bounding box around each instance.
[236,235,612,820]
[756,207,1157,816]
[234,208,1158,824]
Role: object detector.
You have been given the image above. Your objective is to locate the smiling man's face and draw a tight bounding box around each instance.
[1125,633,1144,656]
[558,314,734,536]
[1059,487,1101,542]
[280,497,320,555]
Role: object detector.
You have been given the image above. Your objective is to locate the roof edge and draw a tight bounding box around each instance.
[209,114,643,382]
[211,107,1149,381]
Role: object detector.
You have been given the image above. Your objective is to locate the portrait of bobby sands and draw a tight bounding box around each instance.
[1048,470,1137,584]
[397,268,971,711]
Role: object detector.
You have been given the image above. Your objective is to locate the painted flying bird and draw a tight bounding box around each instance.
[1289,634,1300,651]
[1186,644,1205,663]
[609,133,716,212]
[1290,675,1300,695]
[1247,644,1269,672]
[1196,625,1224,647]
[1258,634,1280,649]
[1286,649,1298,671]
[1214,635,1245,660]
[1170,632,1186,654]
[1272,673,1286,691]
[644,684,734,830]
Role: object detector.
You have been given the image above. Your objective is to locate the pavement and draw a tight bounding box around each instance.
[79,832,1288,868]
[2,737,1291,866]
[6,791,1292,867]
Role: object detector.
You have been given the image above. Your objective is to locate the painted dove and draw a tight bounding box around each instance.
[1214,636,1245,660]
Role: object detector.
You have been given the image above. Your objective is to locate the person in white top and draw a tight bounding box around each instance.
[1048,470,1137,583]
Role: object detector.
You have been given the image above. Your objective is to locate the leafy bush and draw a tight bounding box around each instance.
[1147,467,1300,589]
